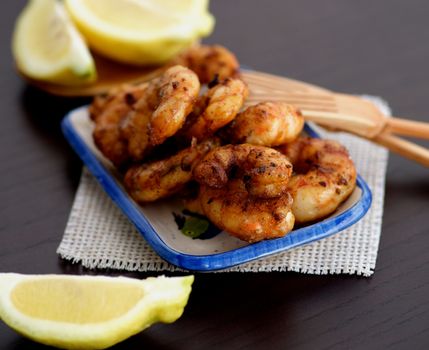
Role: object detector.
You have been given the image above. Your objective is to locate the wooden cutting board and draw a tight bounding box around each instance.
[21,52,332,98]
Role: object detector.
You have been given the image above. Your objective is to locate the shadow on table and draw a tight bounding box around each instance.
[18,85,91,190]
[139,272,367,349]
[6,331,176,350]
[385,176,429,200]
[20,85,89,140]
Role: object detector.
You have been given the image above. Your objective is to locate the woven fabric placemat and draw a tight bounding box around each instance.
[57,96,389,276]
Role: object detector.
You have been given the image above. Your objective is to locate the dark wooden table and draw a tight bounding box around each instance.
[1,1,429,349]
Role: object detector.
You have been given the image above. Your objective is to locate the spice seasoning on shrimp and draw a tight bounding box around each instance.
[90,44,357,243]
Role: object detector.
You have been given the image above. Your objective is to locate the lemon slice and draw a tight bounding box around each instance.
[12,0,96,86]
[0,273,193,349]
[65,0,215,65]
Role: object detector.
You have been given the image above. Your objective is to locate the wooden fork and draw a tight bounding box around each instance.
[242,70,429,167]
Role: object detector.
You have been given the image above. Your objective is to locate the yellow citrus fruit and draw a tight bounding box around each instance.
[64,0,215,65]
[0,273,193,349]
[12,0,96,86]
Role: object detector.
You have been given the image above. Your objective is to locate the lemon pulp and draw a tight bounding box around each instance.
[11,279,144,323]
[65,0,215,65]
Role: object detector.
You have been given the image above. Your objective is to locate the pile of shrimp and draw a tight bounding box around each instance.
[90,44,357,243]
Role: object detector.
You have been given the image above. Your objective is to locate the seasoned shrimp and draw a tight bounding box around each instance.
[89,93,109,121]
[277,137,357,223]
[121,65,200,161]
[173,45,240,84]
[124,138,219,203]
[199,180,295,242]
[92,84,146,167]
[180,78,248,141]
[89,84,142,122]
[193,144,292,200]
[226,102,304,146]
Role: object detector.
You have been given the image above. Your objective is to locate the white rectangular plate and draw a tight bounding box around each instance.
[62,106,371,271]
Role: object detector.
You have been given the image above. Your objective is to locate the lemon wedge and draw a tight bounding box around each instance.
[12,0,96,86]
[0,273,193,349]
[65,0,215,65]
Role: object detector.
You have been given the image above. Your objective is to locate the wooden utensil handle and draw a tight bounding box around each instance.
[386,117,429,140]
[300,110,380,138]
[373,132,429,167]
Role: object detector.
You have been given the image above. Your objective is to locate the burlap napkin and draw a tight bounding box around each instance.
[57,96,389,276]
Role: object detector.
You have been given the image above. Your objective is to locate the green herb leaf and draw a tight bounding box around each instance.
[180,217,210,239]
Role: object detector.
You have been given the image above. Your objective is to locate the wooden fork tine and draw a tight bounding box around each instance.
[247,93,336,105]
[248,89,334,100]
[246,92,337,111]
[242,70,329,93]
[246,79,314,93]
[245,99,337,112]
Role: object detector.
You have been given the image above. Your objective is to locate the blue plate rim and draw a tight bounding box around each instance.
[61,106,372,272]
